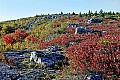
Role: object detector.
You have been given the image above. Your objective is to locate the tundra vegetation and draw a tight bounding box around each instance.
[0,10,120,79]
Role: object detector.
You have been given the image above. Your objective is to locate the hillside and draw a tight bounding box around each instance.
[0,12,120,79]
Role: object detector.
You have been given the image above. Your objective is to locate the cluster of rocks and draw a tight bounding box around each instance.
[45,13,71,19]
[30,46,68,67]
[22,17,41,30]
[17,69,56,80]
[87,18,103,24]
[75,26,91,34]
[84,73,106,80]
[45,46,62,52]
[22,13,71,31]
[0,62,58,80]
[3,49,33,66]
[1,47,67,79]
[0,62,20,80]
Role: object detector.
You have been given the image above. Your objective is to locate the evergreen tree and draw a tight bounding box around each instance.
[72,12,76,15]
[85,13,88,17]
[94,11,98,16]
[82,13,86,17]
[91,11,93,16]
[99,9,103,14]
[0,26,2,30]
[88,10,91,17]
[113,12,115,15]
[108,11,112,15]
[88,10,91,14]
[104,12,107,15]
[101,12,105,18]
[61,11,63,14]
[78,12,82,17]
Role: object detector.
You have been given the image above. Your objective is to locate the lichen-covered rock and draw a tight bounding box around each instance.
[0,62,20,80]
[17,69,56,80]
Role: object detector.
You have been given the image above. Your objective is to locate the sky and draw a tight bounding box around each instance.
[0,0,120,22]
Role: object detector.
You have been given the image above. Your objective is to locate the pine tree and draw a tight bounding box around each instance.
[112,12,115,15]
[72,12,76,15]
[94,11,98,16]
[108,11,112,15]
[85,13,88,17]
[101,12,105,18]
[78,12,82,17]
[88,10,91,17]
[99,9,103,14]
[61,11,63,14]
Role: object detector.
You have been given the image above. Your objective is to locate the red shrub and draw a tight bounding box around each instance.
[2,29,27,45]
[13,29,27,41]
[25,35,38,43]
[65,28,75,34]
[66,37,120,77]
[2,34,15,45]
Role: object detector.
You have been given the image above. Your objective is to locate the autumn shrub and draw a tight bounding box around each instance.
[13,29,27,42]
[25,35,39,43]
[66,37,120,78]
[2,34,15,45]
[51,23,61,28]
[65,27,75,34]
[2,29,27,45]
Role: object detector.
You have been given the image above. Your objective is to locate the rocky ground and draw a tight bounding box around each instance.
[0,49,59,80]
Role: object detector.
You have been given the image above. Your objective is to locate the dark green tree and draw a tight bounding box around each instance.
[85,13,88,17]
[104,12,108,15]
[108,11,112,15]
[112,12,115,15]
[78,12,82,17]
[94,11,98,16]
[99,9,103,14]
[72,12,76,15]
[0,26,2,30]
[101,12,105,18]
[82,13,86,17]
[116,12,119,15]
[60,11,63,14]
[88,10,91,17]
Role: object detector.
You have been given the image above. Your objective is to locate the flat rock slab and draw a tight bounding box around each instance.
[0,62,20,80]
[17,69,56,80]
[0,62,58,80]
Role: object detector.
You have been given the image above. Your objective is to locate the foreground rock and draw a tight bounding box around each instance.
[0,62,20,80]
[1,48,66,79]
[17,69,56,80]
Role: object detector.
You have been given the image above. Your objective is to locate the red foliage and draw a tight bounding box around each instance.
[2,29,27,45]
[65,33,120,77]
[2,34,15,45]
[38,42,51,49]
[76,17,84,21]
[13,29,27,41]
[25,35,38,43]
[37,19,120,78]
[51,23,61,28]
[65,28,75,34]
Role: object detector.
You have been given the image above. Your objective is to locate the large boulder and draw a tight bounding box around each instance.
[87,18,103,24]
[67,24,79,28]
[30,51,67,67]
[2,49,31,66]
[45,46,62,52]
[75,27,91,34]
[84,73,103,80]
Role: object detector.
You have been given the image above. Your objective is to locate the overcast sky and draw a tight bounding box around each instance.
[0,0,120,21]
